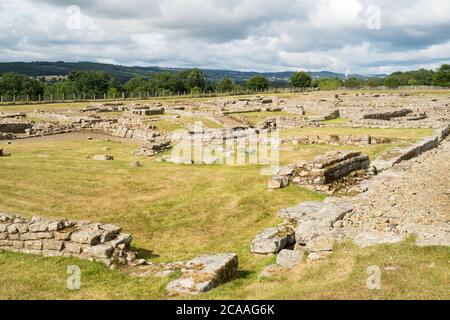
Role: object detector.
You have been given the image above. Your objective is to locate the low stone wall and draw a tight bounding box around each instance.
[0,213,134,268]
[269,151,370,189]
[372,123,450,172]
[282,134,401,146]
[0,122,32,133]
[0,212,239,295]
[363,109,412,120]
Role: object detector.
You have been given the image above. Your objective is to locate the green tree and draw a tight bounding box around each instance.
[344,77,363,89]
[0,72,43,98]
[384,76,401,88]
[247,76,269,91]
[124,77,151,94]
[184,69,206,91]
[317,79,342,90]
[366,77,383,87]
[216,78,235,92]
[432,64,450,87]
[290,71,312,88]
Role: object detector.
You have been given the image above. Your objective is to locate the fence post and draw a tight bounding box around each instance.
[104,93,106,101]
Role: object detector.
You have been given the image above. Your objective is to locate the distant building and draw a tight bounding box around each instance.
[35,75,68,82]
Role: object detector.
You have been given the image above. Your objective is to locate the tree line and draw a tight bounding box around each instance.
[0,65,449,99]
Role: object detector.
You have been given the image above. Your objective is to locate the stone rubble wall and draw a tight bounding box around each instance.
[0,121,33,133]
[0,213,238,295]
[0,213,135,269]
[282,134,402,146]
[269,151,370,189]
[372,123,450,172]
[362,109,413,120]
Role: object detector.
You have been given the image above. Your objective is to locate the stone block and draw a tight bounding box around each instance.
[251,227,294,254]
[64,242,83,254]
[353,231,404,248]
[276,249,303,269]
[43,240,64,251]
[24,240,43,251]
[70,229,102,245]
[166,253,238,295]
[84,244,114,259]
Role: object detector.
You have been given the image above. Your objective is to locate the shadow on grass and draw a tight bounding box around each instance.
[133,247,160,260]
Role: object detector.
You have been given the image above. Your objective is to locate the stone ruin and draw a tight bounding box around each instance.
[0,213,135,269]
[0,119,32,134]
[363,108,413,120]
[0,212,238,295]
[269,151,370,190]
[133,139,172,157]
[281,134,398,146]
[127,105,165,117]
[251,198,354,262]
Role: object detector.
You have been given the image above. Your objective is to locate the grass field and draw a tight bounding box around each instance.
[1,132,448,300]
[0,93,448,300]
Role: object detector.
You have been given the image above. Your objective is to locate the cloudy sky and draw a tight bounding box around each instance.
[0,0,449,74]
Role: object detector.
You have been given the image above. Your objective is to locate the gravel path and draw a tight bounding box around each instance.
[343,137,450,244]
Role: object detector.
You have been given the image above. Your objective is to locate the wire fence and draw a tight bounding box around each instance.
[0,85,449,105]
[0,87,318,105]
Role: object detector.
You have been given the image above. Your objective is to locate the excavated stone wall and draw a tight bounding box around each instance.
[0,213,134,268]
[269,151,370,189]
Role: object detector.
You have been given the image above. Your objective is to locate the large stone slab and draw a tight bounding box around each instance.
[276,249,303,269]
[166,253,238,294]
[251,226,295,254]
[353,231,404,248]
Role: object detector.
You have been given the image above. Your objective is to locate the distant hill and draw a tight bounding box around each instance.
[0,61,385,83]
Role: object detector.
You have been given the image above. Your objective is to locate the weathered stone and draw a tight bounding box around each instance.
[24,240,43,251]
[166,253,238,295]
[306,237,336,252]
[109,233,132,247]
[20,233,40,241]
[12,241,24,249]
[54,230,72,241]
[43,240,64,251]
[70,229,102,245]
[84,244,114,259]
[268,175,290,189]
[6,224,18,234]
[0,240,13,246]
[353,231,404,248]
[295,220,331,244]
[276,249,303,269]
[0,233,7,240]
[93,155,114,161]
[48,221,64,231]
[251,227,294,254]
[29,220,49,232]
[64,242,83,254]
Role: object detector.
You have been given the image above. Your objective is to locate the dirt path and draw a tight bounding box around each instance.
[5,132,137,145]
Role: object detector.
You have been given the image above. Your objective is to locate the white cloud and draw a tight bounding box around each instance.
[0,0,449,74]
